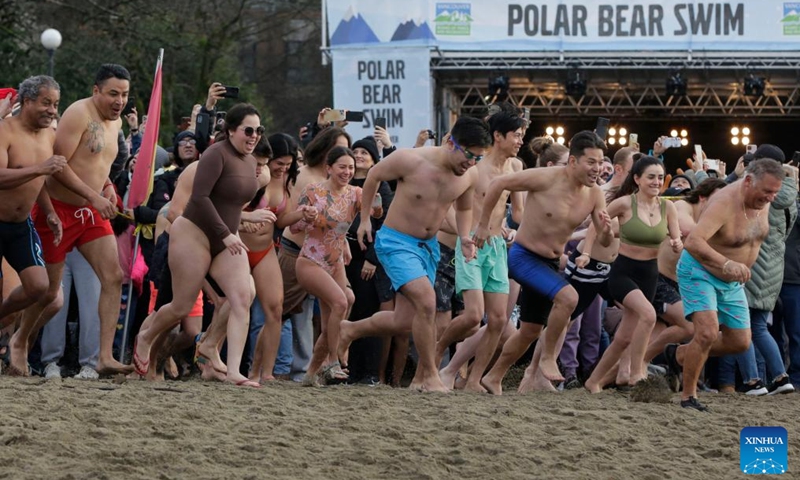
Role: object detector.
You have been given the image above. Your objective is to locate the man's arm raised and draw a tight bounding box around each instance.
[51,106,115,218]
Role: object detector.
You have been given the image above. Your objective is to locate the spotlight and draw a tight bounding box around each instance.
[565,70,587,98]
[546,126,554,135]
[619,137,627,145]
[619,127,627,136]
[666,71,687,96]
[557,137,565,144]
[742,136,750,145]
[742,127,751,135]
[609,127,617,136]
[744,74,765,97]
[488,73,510,101]
[680,138,688,146]
[556,126,564,136]
[670,129,678,138]
[731,127,740,136]
[680,129,688,138]
[608,137,616,145]
[732,137,740,145]
[731,126,751,146]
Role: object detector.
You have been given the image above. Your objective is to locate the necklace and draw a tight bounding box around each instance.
[743,199,762,220]
[637,193,659,217]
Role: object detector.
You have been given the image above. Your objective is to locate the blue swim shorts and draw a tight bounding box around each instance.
[676,250,750,329]
[375,226,440,291]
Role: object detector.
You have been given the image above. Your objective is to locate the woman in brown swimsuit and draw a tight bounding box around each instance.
[133,103,263,387]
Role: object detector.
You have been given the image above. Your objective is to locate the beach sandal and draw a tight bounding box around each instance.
[132,337,149,377]
[322,361,349,383]
[194,344,225,374]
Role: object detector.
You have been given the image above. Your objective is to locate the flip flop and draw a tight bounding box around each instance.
[132,337,149,376]
[194,344,226,374]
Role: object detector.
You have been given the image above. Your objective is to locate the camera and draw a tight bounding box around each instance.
[427,129,437,140]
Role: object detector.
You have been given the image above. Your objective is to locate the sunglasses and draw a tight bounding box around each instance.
[240,125,266,137]
[178,139,196,146]
[452,139,484,162]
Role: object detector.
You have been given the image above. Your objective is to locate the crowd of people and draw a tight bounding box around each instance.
[1,65,799,410]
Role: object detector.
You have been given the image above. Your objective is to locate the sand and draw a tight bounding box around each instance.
[0,375,797,480]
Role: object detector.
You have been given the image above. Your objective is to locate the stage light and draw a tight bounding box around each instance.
[609,127,617,136]
[557,137,565,144]
[670,129,678,138]
[732,137,740,145]
[680,129,688,138]
[666,71,687,96]
[619,127,627,136]
[742,136,750,145]
[619,137,627,145]
[556,126,564,136]
[731,126,751,146]
[546,126,554,135]
[744,74,765,97]
[680,138,688,146]
[731,127,740,136]
[742,127,751,135]
[565,70,587,98]
[608,137,616,145]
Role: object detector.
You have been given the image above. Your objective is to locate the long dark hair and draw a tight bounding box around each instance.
[304,127,351,167]
[684,178,727,204]
[269,133,300,190]
[613,156,664,200]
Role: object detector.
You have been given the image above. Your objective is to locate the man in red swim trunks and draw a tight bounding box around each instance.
[15,64,134,376]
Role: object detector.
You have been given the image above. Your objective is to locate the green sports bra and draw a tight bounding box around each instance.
[619,195,668,248]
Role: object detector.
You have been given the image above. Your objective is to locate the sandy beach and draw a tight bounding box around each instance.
[1,373,797,480]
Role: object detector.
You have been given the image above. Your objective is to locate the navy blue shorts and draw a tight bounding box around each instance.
[0,217,45,277]
[509,243,569,325]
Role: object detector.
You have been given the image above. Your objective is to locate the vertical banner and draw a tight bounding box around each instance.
[332,47,431,150]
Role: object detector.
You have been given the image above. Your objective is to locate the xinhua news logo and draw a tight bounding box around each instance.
[740,426,788,475]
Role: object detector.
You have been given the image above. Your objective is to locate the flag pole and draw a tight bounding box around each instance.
[119,48,163,364]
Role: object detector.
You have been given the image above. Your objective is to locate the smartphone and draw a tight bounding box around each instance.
[322,109,346,122]
[694,144,703,161]
[222,85,239,99]
[195,112,211,139]
[121,97,136,117]
[629,133,638,146]
[374,117,387,129]
[427,129,437,140]
[704,159,720,171]
[595,117,610,140]
[746,144,757,154]
[523,107,530,124]
[0,87,17,100]
[345,110,364,122]
[663,137,682,148]
[792,151,800,165]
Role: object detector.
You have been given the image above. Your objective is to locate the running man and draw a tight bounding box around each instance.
[665,158,786,411]
[339,116,492,392]
[0,76,66,350]
[476,131,613,394]
[434,112,525,392]
[17,64,132,375]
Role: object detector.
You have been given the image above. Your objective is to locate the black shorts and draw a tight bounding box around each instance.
[434,243,464,313]
[564,249,612,320]
[0,217,45,276]
[607,254,658,305]
[373,265,395,304]
[653,274,681,314]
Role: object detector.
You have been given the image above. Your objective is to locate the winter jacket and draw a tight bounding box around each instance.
[784,199,800,285]
[744,176,798,310]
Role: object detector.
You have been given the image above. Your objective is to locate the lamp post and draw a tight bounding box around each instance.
[40,28,62,77]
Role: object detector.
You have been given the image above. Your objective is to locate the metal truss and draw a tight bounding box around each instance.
[443,79,800,118]
[431,51,800,70]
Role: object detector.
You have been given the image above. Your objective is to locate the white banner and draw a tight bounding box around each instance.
[332,47,432,151]
[327,0,800,51]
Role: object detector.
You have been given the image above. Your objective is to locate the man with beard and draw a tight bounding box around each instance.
[12,64,132,376]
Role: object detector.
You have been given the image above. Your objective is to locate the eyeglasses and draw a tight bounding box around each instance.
[240,126,266,137]
[179,139,196,146]
[452,139,484,162]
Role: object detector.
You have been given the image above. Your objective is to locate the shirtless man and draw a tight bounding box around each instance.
[664,159,785,411]
[0,76,66,342]
[16,64,132,375]
[339,116,492,392]
[476,130,613,394]
[434,112,524,392]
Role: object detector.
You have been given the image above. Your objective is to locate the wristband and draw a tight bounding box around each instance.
[579,252,590,258]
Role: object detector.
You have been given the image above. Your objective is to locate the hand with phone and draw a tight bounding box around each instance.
[652,136,668,156]
[414,128,433,148]
[0,88,17,119]
[124,107,139,133]
[373,118,392,149]
[205,82,227,111]
[662,137,683,149]
[595,117,610,140]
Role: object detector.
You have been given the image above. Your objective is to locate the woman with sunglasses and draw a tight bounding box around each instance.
[133,103,265,387]
[291,146,383,384]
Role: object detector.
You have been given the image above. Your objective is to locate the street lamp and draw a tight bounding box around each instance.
[40,28,62,77]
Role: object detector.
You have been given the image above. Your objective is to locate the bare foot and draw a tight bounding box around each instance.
[337,320,354,364]
[226,374,261,388]
[259,374,276,383]
[409,379,450,393]
[628,374,647,386]
[8,334,30,376]
[200,364,227,382]
[454,374,467,390]
[463,381,488,393]
[480,374,503,395]
[538,357,565,382]
[97,357,135,376]
[584,378,603,394]
[518,369,557,394]
[195,341,227,374]
[165,357,179,379]
[616,371,630,386]
[439,367,457,390]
